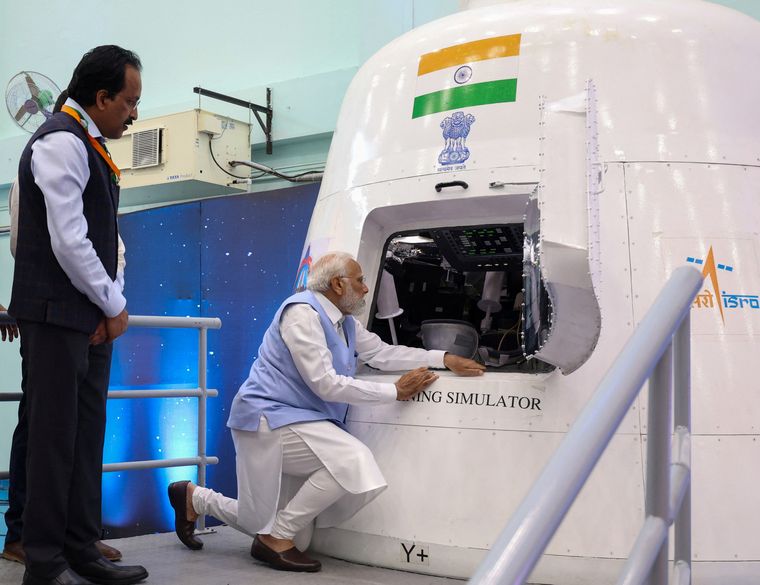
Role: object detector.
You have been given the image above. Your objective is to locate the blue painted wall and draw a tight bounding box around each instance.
[101,183,317,535]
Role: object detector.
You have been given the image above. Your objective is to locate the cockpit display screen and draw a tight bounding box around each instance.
[433,223,523,270]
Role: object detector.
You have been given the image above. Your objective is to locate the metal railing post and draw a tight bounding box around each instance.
[616,516,669,585]
[645,342,673,585]
[673,317,692,584]
[468,267,701,585]
[0,314,221,504]
[197,326,208,532]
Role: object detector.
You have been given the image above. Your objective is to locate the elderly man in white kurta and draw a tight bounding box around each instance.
[167,251,485,572]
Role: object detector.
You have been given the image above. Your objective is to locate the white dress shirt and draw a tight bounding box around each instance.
[8,179,19,260]
[26,99,126,316]
[279,291,446,405]
[9,177,126,291]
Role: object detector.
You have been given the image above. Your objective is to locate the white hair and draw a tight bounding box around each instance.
[306,251,355,293]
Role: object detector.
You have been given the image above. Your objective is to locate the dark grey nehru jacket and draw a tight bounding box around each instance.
[9,111,120,334]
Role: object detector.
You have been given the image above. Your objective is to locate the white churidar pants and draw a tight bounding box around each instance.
[192,417,387,546]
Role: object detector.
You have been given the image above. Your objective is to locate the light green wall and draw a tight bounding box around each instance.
[0,0,459,181]
[713,0,760,18]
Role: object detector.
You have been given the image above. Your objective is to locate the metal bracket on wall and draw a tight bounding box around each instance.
[192,86,273,154]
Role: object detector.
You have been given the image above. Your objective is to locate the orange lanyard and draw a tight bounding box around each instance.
[61,105,121,184]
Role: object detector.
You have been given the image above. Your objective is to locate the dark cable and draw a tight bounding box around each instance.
[226,157,325,181]
[208,139,252,179]
[290,168,325,177]
[249,166,324,182]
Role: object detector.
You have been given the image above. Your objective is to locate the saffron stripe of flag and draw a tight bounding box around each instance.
[417,34,521,76]
[412,78,517,119]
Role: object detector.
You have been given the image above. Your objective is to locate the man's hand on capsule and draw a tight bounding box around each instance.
[443,354,486,376]
[395,367,439,400]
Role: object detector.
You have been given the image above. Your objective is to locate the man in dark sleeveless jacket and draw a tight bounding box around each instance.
[8,46,148,585]
[2,90,123,568]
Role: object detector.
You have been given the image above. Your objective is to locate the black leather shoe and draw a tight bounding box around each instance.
[167,480,203,550]
[250,535,321,572]
[22,568,94,585]
[70,558,148,585]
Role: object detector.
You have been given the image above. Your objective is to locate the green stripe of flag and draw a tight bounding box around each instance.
[412,78,517,119]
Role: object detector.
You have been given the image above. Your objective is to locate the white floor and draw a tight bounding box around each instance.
[0,526,464,585]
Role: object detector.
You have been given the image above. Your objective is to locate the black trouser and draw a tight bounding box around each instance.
[19,321,112,580]
[4,335,27,545]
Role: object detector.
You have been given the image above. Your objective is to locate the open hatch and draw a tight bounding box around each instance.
[368,223,554,373]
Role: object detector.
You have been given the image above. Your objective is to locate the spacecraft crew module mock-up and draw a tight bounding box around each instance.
[294,1,760,582]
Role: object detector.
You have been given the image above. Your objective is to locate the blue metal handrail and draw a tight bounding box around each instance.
[469,266,703,585]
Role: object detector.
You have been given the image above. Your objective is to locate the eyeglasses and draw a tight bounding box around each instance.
[339,275,366,285]
[114,93,140,111]
[124,96,140,110]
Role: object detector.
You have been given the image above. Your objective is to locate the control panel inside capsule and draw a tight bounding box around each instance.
[368,224,554,372]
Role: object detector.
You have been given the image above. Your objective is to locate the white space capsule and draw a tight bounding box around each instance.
[301,1,760,581]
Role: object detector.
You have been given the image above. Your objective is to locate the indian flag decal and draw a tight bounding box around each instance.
[412,33,521,119]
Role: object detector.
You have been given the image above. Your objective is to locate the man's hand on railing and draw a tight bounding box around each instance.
[106,309,129,343]
[0,304,19,343]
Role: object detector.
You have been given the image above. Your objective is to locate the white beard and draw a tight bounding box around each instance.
[341,286,367,315]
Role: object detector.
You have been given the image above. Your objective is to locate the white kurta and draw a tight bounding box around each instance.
[233,417,387,535]
[279,292,444,404]
[197,294,445,537]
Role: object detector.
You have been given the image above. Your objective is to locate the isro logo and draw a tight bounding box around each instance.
[688,245,759,323]
[294,246,312,292]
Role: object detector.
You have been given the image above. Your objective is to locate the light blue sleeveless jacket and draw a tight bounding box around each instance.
[227,290,357,431]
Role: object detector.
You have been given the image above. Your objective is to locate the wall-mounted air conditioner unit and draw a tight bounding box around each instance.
[108,109,251,206]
